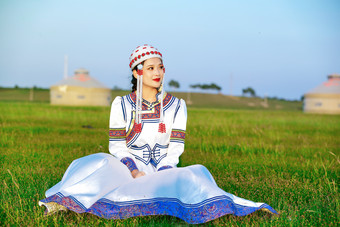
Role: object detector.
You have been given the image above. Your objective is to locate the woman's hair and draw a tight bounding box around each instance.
[131,62,143,92]
[131,74,137,92]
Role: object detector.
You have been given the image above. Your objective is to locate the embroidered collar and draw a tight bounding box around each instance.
[143,92,162,107]
[128,91,170,110]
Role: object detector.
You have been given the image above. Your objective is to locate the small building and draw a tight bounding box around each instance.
[50,68,111,106]
[303,73,340,114]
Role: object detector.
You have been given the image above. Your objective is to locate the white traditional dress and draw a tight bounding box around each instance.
[39,92,277,224]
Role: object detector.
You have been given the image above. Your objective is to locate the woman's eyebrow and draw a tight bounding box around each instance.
[144,64,163,67]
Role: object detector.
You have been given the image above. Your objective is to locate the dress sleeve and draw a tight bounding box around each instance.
[109,96,137,165]
[157,99,187,170]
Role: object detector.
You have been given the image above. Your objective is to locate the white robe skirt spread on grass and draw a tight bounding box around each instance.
[40,92,277,224]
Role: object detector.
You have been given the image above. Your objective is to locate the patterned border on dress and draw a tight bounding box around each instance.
[40,194,277,224]
[170,129,185,143]
[109,128,126,141]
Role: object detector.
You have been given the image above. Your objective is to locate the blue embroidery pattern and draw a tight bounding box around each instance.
[158,165,173,171]
[40,194,278,224]
[121,98,127,122]
[130,143,168,166]
[120,157,138,172]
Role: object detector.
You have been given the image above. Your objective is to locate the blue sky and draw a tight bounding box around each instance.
[0,0,339,100]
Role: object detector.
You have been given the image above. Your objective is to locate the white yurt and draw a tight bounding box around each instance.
[303,73,340,114]
[50,68,111,106]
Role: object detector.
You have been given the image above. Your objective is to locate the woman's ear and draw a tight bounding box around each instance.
[132,70,138,79]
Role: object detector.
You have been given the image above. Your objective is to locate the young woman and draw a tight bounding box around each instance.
[39,45,277,224]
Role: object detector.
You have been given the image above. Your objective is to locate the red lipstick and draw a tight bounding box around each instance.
[153,78,160,82]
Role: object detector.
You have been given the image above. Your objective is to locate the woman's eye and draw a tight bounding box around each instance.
[160,66,164,69]
[148,67,153,70]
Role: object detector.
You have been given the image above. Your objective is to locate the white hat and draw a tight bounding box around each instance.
[129,44,163,70]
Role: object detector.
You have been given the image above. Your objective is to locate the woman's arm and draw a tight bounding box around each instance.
[121,157,145,178]
[157,99,187,171]
[109,96,144,177]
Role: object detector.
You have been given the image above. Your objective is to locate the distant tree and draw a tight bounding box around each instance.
[210,83,221,92]
[190,84,201,89]
[242,87,256,97]
[168,80,180,90]
[14,85,19,89]
[268,96,288,101]
[190,83,221,93]
[112,85,122,91]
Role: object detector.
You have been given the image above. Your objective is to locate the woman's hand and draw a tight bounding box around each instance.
[131,169,145,178]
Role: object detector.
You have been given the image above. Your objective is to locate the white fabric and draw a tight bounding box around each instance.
[45,153,264,210]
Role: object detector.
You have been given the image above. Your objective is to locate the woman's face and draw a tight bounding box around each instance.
[134,57,164,91]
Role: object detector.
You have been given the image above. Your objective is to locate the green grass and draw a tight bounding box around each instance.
[0,101,339,226]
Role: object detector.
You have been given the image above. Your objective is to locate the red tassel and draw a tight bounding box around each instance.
[137,69,143,75]
[134,123,142,133]
[158,123,166,133]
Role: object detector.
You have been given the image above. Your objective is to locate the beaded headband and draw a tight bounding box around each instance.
[129,44,163,70]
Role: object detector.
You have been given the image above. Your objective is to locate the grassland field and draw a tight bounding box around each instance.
[0,89,339,226]
[0,87,302,111]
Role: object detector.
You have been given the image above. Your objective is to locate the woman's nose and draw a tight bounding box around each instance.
[154,68,160,75]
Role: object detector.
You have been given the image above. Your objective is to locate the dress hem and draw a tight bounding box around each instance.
[40,193,277,224]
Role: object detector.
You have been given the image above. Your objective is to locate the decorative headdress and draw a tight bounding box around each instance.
[129,44,166,134]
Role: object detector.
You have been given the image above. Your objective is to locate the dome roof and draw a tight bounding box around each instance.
[74,68,89,75]
[305,74,340,95]
[51,68,109,89]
